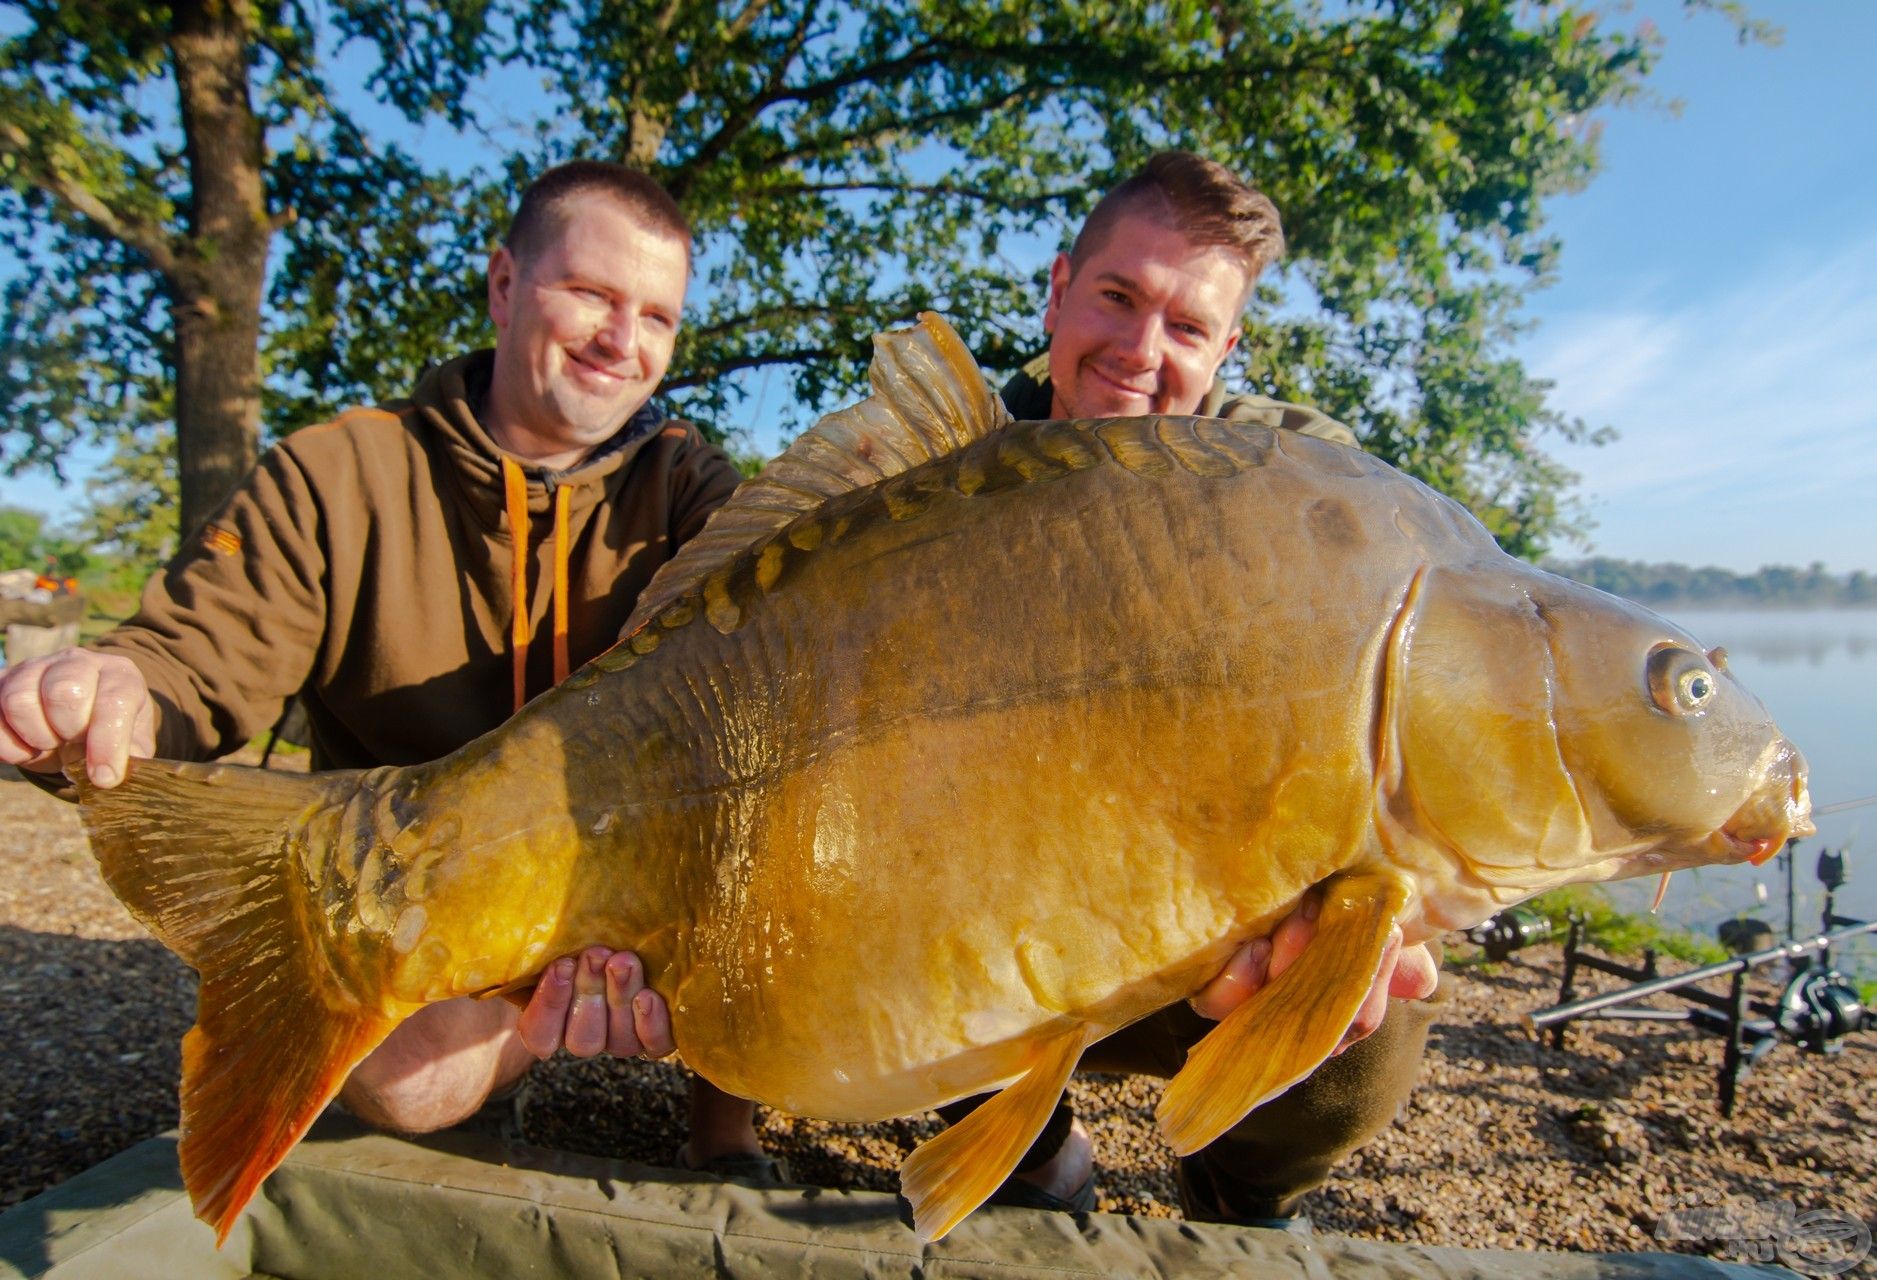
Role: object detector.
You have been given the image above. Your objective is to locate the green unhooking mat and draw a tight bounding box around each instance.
[0,1114,1798,1279]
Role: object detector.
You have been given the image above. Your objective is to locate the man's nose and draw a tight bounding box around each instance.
[1111,315,1163,367]
[591,307,640,361]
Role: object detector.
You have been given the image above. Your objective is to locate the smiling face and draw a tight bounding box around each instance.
[1041,211,1252,421]
[485,192,690,470]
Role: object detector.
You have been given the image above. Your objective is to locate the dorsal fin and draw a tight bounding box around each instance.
[622,312,1010,635]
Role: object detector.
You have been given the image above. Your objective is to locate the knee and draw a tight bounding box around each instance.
[338,1061,486,1135]
[336,998,527,1134]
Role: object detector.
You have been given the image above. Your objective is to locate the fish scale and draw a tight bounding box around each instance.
[77,313,1811,1245]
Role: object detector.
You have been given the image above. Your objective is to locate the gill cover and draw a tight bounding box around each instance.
[1387,564,1592,879]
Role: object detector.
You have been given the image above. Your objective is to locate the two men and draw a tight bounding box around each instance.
[0,152,1434,1223]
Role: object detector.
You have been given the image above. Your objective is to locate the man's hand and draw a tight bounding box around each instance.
[511,946,674,1061]
[1189,888,1439,1051]
[0,651,154,787]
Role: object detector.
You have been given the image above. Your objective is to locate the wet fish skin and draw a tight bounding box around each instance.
[76,314,1811,1243]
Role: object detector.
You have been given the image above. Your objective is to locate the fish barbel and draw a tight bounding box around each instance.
[78,314,1812,1243]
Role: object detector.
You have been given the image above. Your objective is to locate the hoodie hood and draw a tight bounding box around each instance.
[404,350,670,530]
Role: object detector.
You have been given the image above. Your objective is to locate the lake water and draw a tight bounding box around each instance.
[1586,609,1877,979]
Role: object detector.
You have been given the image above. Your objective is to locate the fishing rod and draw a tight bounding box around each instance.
[1524,899,1876,1117]
[1814,792,1877,816]
[1525,921,1877,1033]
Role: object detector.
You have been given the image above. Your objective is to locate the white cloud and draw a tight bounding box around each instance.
[1526,233,1877,572]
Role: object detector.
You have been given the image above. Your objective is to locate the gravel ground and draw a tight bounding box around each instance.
[3,765,1873,1270]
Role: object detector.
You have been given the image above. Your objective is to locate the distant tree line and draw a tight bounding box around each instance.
[0,504,86,576]
[1546,557,1877,610]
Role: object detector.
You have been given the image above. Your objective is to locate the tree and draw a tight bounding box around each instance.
[0,504,46,570]
[3,0,282,534]
[0,0,447,535]
[5,0,1765,556]
[0,502,86,573]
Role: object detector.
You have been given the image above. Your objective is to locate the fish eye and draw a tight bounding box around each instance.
[1647,645,1716,716]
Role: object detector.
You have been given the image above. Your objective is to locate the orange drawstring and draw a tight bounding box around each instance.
[502,457,532,713]
[502,456,577,712]
[552,484,571,685]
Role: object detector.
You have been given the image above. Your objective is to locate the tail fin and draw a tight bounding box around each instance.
[77,758,398,1244]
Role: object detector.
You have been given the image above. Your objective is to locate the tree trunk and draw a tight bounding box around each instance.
[169,0,269,537]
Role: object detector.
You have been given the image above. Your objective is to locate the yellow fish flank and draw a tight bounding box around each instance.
[78,314,1812,1244]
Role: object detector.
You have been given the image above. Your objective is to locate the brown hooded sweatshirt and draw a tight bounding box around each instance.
[87,350,742,774]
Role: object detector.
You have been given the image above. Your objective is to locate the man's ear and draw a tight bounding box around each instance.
[1043,253,1073,335]
[487,245,517,331]
[1210,327,1241,380]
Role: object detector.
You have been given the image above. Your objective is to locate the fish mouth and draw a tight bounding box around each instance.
[1704,738,1814,866]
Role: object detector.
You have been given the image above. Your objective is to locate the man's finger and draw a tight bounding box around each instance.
[1388,941,1440,1002]
[604,951,646,1057]
[131,698,156,760]
[562,947,613,1058]
[86,660,152,788]
[1188,936,1270,1022]
[0,702,49,769]
[0,660,62,754]
[517,956,576,1058]
[1265,890,1318,984]
[38,655,103,746]
[632,984,674,1060]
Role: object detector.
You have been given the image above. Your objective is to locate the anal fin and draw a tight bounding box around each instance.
[899,1024,1089,1243]
[1156,869,1410,1155]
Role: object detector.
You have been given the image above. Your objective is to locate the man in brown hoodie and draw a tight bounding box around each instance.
[0,160,743,1128]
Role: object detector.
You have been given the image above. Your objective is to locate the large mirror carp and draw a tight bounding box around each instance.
[78,314,1812,1243]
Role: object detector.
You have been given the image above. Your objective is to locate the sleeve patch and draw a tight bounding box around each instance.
[201,524,243,556]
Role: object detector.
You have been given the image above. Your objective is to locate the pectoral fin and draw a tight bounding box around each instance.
[1156,869,1411,1155]
[899,1024,1090,1243]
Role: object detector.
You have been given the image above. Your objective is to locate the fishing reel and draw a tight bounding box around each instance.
[1775,967,1874,1054]
[1465,907,1555,961]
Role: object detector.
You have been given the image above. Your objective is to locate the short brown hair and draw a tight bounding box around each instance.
[1069,151,1284,280]
[504,160,692,266]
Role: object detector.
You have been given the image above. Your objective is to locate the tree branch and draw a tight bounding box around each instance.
[667,0,819,199]
[665,345,839,387]
[686,298,891,341]
[668,26,1307,198]
[740,179,1072,210]
[761,82,1052,169]
[0,119,184,284]
[722,0,771,43]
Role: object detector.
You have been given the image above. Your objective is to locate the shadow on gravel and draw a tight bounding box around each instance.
[0,926,194,1210]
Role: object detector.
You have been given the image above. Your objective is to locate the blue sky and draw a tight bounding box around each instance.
[4,2,1872,575]
[1520,0,1877,574]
